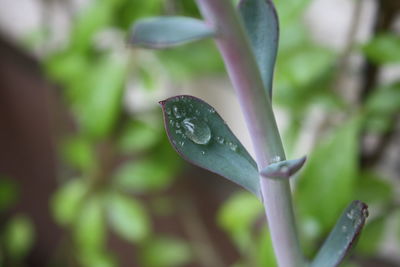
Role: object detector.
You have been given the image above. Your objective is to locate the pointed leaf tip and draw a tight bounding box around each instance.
[260,156,306,179]
[239,0,279,98]
[129,16,215,49]
[160,95,261,198]
[311,200,369,267]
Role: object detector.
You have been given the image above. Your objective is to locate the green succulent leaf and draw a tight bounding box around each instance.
[311,200,369,267]
[239,0,279,97]
[260,156,306,178]
[130,16,215,49]
[159,95,261,198]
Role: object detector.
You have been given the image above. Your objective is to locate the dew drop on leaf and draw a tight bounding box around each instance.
[216,136,225,144]
[346,209,355,220]
[173,105,184,118]
[181,118,211,145]
[228,142,238,152]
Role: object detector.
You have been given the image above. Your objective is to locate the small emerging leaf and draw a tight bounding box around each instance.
[311,200,369,267]
[160,95,261,198]
[130,16,215,49]
[239,0,279,97]
[260,156,306,178]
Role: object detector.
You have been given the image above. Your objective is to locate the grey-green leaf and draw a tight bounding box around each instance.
[160,95,260,198]
[260,156,306,179]
[239,0,279,98]
[311,200,369,267]
[130,16,215,49]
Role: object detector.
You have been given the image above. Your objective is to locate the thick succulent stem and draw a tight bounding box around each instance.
[194,0,304,266]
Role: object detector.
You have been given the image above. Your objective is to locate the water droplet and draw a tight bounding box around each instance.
[271,156,281,163]
[209,108,215,114]
[228,142,238,151]
[173,105,185,119]
[216,136,225,144]
[181,117,211,145]
[346,209,355,220]
[201,151,205,155]
[342,225,347,232]
[195,109,200,116]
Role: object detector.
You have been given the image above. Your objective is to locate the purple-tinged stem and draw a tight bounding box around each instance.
[194,0,304,266]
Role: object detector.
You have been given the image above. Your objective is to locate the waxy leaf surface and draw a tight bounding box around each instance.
[311,200,369,267]
[160,95,261,198]
[260,156,306,179]
[130,16,215,49]
[239,0,279,97]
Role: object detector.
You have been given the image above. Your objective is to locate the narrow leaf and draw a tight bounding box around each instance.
[130,16,215,49]
[159,95,261,198]
[239,0,279,97]
[260,156,306,178]
[311,200,369,267]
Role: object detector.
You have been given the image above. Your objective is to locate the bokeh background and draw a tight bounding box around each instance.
[0,0,399,266]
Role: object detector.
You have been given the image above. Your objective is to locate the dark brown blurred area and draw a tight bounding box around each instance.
[0,34,60,266]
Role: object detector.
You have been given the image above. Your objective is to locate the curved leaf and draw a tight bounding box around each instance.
[311,200,369,267]
[130,16,215,49]
[260,156,306,179]
[239,0,279,97]
[159,95,260,198]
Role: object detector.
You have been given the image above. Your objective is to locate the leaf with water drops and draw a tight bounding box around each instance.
[311,200,369,267]
[129,16,215,49]
[238,0,279,98]
[159,95,261,198]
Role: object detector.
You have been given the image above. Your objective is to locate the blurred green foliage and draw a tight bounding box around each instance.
[217,1,400,266]
[0,0,398,266]
[0,177,35,267]
[43,0,216,266]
